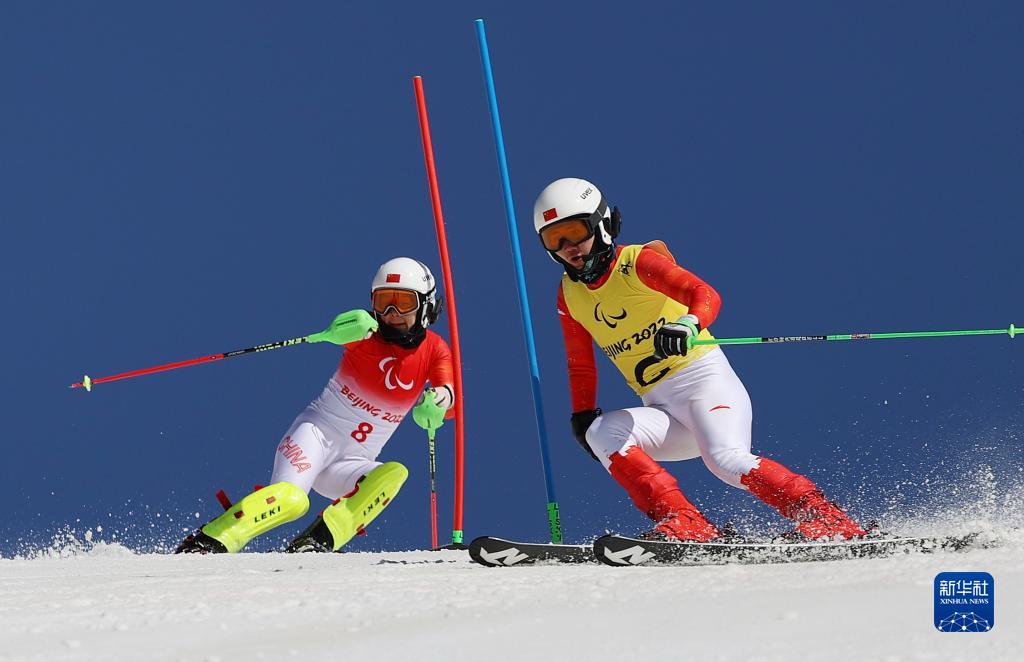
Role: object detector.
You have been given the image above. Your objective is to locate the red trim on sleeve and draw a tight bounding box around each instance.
[557,283,598,412]
[635,246,721,329]
[426,334,456,419]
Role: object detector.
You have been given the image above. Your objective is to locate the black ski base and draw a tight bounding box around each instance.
[469,536,595,566]
[593,532,984,566]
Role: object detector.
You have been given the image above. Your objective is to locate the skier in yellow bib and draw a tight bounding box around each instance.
[535,178,865,541]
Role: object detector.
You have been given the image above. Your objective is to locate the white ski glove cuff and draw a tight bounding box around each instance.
[432,384,454,410]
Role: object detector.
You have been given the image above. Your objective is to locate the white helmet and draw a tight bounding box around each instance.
[370,257,443,346]
[533,178,621,283]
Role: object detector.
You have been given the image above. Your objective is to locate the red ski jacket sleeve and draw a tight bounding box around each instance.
[557,284,598,413]
[635,245,722,329]
[428,333,457,420]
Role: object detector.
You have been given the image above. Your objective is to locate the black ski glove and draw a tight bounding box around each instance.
[653,314,701,359]
[570,408,602,462]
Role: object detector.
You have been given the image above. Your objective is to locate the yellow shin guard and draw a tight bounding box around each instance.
[323,462,408,551]
[202,482,309,553]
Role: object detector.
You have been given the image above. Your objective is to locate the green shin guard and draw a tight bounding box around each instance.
[322,462,409,551]
[202,482,309,553]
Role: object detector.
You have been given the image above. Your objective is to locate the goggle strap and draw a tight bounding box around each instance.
[590,197,608,228]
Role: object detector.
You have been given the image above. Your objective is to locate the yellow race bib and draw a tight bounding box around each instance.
[561,243,716,395]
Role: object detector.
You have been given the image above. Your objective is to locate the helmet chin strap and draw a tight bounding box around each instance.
[570,245,616,283]
[554,216,618,283]
[376,318,427,348]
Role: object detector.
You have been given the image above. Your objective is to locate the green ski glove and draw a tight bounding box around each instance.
[307,310,378,346]
[413,388,447,439]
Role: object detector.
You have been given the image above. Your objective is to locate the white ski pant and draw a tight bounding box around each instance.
[585,348,759,488]
[269,417,384,501]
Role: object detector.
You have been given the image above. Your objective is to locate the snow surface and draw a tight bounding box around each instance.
[1,531,1020,662]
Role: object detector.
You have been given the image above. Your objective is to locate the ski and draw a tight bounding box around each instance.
[593,532,984,567]
[468,536,595,567]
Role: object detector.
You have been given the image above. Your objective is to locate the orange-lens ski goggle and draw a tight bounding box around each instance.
[538,217,594,251]
[372,288,420,315]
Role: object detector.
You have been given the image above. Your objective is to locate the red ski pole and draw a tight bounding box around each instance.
[69,310,377,391]
[69,336,308,391]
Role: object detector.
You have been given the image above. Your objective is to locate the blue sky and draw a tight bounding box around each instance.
[2,1,1021,553]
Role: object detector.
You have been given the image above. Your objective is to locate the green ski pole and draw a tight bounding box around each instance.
[688,324,1018,350]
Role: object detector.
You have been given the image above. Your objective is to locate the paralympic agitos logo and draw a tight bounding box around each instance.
[594,303,628,328]
[378,357,413,391]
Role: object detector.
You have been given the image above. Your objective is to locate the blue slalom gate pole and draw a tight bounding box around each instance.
[475,18,563,543]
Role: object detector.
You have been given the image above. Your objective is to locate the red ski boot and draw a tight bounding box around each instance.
[608,446,720,542]
[791,493,867,540]
[741,457,865,540]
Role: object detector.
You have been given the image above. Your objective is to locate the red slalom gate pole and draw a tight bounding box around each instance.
[413,76,466,549]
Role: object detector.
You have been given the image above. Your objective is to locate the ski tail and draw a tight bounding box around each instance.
[469,536,594,566]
